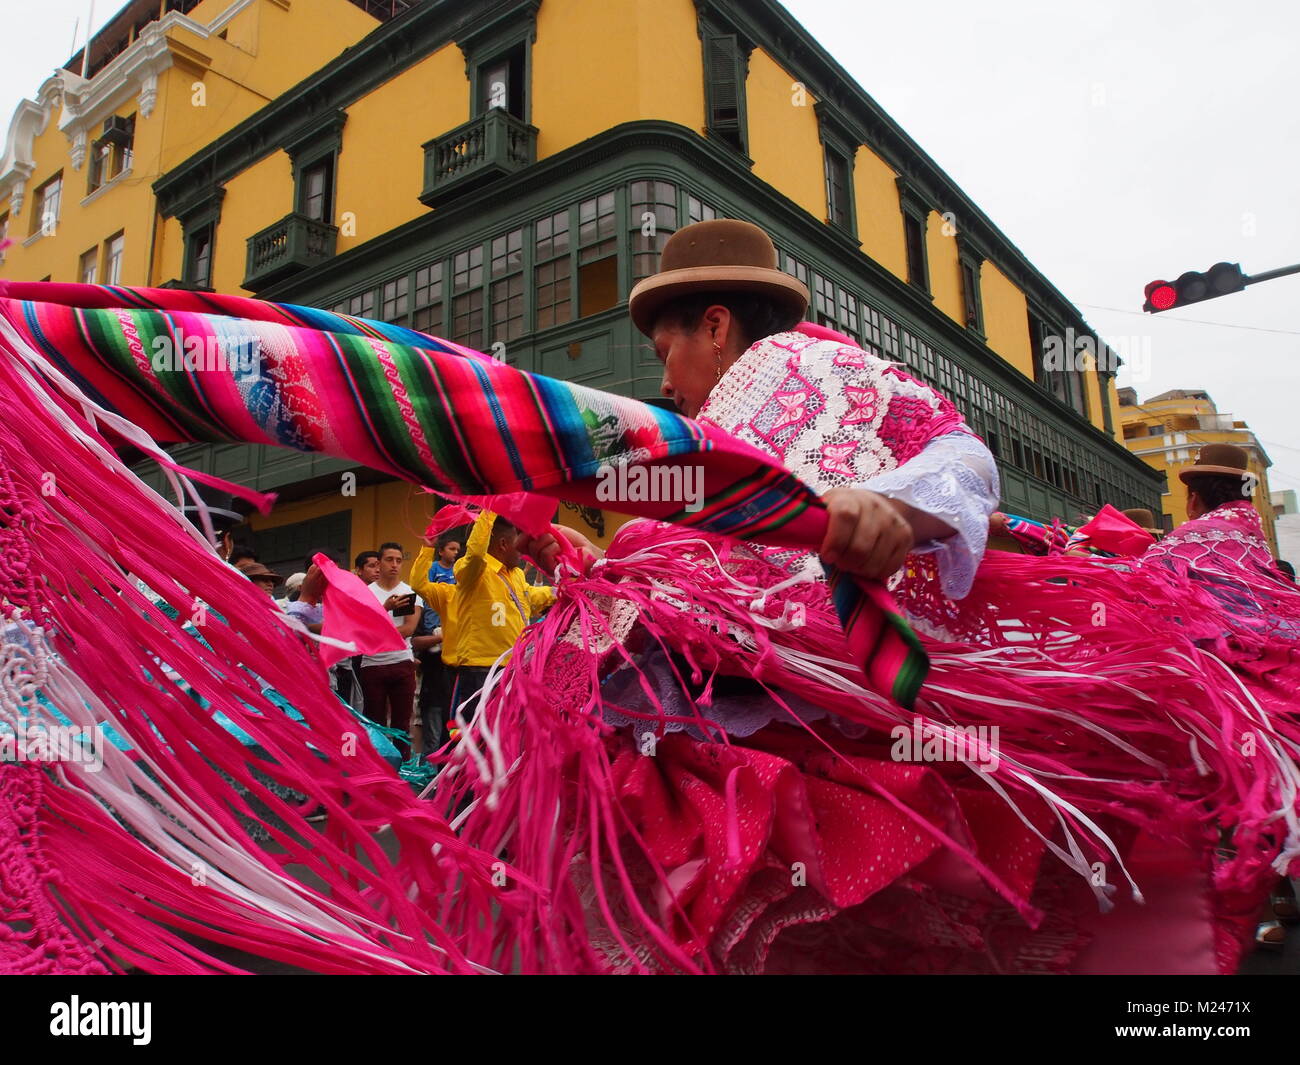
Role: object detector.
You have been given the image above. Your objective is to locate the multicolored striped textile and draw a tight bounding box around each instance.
[0,281,924,705]
[1001,513,1074,556]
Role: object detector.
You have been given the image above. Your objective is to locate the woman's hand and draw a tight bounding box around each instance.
[819,488,917,580]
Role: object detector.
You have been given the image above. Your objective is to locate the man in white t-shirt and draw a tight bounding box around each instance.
[358,541,422,759]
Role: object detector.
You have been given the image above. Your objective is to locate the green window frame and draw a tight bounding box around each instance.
[825,146,853,230]
[334,290,376,319]
[780,249,810,290]
[412,262,445,334]
[533,207,572,330]
[185,223,215,289]
[700,25,750,156]
[576,190,617,318]
[283,110,346,228]
[1028,305,1089,420]
[897,177,931,297]
[816,102,859,236]
[956,236,986,339]
[629,179,678,284]
[687,194,717,224]
[380,276,408,324]
[451,244,486,349]
[490,227,525,343]
[811,271,836,329]
[836,288,860,342]
[459,0,539,123]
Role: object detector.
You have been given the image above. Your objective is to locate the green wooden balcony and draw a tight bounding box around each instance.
[243,212,338,291]
[419,109,538,207]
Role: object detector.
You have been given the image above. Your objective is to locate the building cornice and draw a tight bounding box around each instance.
[813,98,861,151]
[0,78,63,207]
[895,174,930,220]
[59,13,213,131]
[695,0,758,56]
[0,9,218,203]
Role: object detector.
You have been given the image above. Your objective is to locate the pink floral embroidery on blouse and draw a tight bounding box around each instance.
[820,441,858,477]
[772,390,810,430]
[842,386,879,425]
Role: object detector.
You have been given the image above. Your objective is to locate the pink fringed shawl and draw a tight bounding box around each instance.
[1139,500,1274,575]
[0,282,960,974]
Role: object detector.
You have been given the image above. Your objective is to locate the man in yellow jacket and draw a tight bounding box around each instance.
[410,510,555,735]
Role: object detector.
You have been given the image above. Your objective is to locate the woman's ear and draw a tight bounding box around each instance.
[703,304,736,353]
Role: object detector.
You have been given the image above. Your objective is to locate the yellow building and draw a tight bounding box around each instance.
[0,0,1161,576]
[0,0,383,292]
[1118,387,1277,553]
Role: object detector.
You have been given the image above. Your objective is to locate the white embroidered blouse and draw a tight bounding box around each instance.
[696,331,999,599]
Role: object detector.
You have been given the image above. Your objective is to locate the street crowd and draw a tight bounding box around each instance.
[226,509,557,762]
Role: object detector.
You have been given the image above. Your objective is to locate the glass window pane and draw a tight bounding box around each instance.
[381,277,408,323]
[491,228,524,276]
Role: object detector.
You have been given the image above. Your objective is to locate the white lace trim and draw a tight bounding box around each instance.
[1164,529,1269,548]
[858,431,1000,599]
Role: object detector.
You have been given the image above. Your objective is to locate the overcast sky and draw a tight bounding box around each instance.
[783,0,1300,497]
[3,1,1297,494]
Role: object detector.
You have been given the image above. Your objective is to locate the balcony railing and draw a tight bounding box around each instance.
[243,213,338,292]
[420,109,538,207]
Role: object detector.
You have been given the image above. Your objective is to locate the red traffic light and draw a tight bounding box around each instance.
[1144,280,1177,312]
[1143,262,1247,312]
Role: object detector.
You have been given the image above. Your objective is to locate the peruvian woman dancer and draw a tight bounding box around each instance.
[431,221,1300,975]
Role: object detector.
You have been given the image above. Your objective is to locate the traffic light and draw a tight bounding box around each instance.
[1143,262,1247,312]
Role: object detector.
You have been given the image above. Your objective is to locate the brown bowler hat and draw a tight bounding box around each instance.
[237,560,283,583]
[1121,508,1161,534]
[1178,443,1252,483]
[627,219,810,337]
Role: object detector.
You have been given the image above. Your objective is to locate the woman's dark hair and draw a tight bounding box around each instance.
[652,292,802,350]
[1185,473,1249,513]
